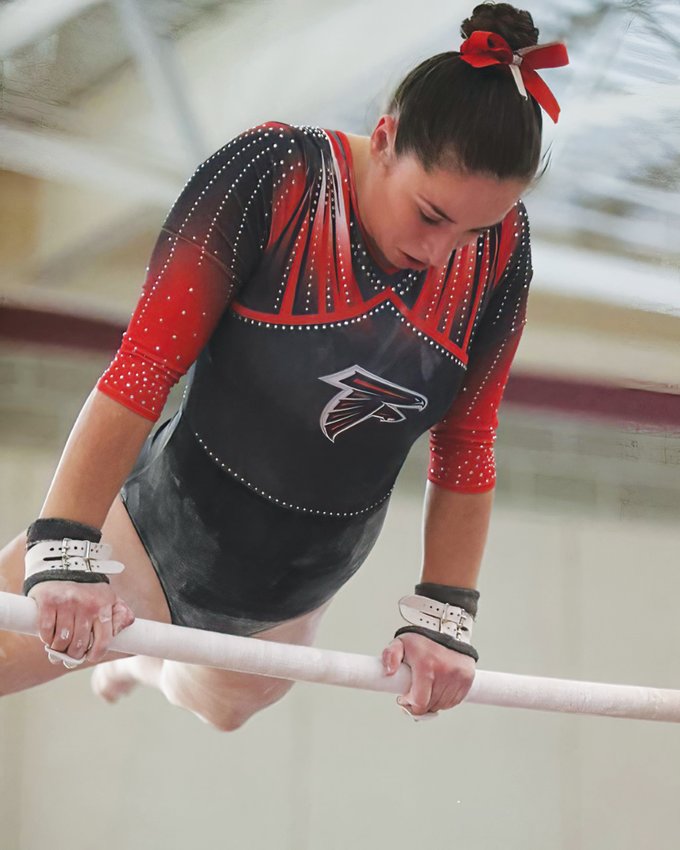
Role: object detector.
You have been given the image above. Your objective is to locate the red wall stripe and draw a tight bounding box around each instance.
[2,303,679,429]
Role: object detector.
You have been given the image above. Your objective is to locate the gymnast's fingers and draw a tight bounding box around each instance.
[87,611,114,664]
[50,609,76,655]
[69,614,94,660]
[400,665,435,717]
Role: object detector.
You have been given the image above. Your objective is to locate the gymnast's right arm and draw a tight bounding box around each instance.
[26,123,294,663]
[28,393,152,663]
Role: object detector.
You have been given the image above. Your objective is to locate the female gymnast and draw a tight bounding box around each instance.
[0,3,568,726]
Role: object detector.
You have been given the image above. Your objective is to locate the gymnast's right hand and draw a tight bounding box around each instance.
[28,580,135,666]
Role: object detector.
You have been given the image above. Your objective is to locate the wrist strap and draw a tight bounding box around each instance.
[23,571,110,596]
[23,521,124,596]
[394,626,479,662]
[415,583,479,618]
[398,594,474,642]
[395,583,480,662]
[27,518,101,548]
[25,540,124,578]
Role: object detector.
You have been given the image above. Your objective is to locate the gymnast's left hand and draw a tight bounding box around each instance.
[381,632,476,717]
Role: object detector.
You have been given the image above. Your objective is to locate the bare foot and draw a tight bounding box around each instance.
[91,659,140,703]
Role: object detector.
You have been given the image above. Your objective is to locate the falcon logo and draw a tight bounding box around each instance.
[319,366,428,442]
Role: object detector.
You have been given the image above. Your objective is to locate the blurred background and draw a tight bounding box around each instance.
[1,0,679,847]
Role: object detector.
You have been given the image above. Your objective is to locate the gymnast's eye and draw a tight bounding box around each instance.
[419,210,442,226]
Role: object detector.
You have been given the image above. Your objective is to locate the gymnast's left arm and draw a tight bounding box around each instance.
[381,202,534,717]
[381,486,492,717]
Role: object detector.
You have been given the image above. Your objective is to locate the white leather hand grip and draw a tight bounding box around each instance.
[25,538,125,578]
[398,594,474,644]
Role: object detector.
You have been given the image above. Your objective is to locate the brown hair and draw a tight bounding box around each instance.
[388,3,544,180]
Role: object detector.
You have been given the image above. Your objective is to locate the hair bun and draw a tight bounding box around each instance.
[461,2,539,50]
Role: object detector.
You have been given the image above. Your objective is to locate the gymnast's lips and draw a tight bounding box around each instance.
[400,250,429,271]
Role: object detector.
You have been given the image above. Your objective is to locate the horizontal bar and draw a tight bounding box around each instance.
[1,591,679,722]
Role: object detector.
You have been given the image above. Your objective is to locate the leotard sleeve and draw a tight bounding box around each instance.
[96,123,304,421]
[428,203,532,493]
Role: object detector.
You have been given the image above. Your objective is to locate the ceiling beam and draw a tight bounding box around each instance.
[113,0,208,165]
[529,198,676,259]
[0,122,179,205]
[531,239,680,318]
[557,81,680,137]
[0,0,104,57]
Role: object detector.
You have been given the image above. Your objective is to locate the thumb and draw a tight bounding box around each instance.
[112,600,135,637]
[382,638,405,675]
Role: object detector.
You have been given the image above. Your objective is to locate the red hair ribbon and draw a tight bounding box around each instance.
[459,30,569,123]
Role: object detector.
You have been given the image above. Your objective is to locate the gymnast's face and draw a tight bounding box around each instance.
[354,115,530,271]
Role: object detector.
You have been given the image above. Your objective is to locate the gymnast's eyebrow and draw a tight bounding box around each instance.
[422,198,504,230]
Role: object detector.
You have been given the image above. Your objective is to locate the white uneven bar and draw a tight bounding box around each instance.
[1,591,679,723]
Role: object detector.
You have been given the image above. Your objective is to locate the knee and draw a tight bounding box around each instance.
[200,681,295,733]
[160,665,294,732]
[203,708,251,733]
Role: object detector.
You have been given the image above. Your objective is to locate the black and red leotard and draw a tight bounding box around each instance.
[96,122,532,633]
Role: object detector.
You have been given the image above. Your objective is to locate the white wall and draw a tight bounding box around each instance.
[1,451,680,850]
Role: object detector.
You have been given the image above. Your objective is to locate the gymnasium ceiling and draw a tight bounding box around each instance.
[0,0,678,318]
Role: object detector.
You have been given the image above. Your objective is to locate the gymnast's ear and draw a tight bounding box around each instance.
[370,114,399,166]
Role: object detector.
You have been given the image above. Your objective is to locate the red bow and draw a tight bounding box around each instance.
[460,31,569,123]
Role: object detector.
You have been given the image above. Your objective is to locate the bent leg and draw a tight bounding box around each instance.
[2,494,329,727]
[162,602,330,730]
[94,601,331,731]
